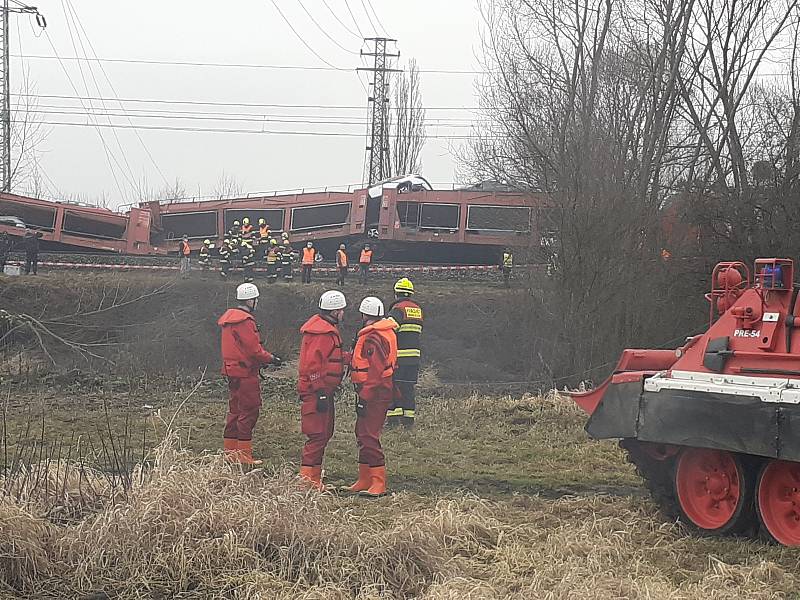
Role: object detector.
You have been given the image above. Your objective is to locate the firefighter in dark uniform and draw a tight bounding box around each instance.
[279,243,293,281]
[218,238,232,278]
[198,239,212,273]
[241,238,256,283]
[386,277,423,429]
[228,221,241,245]
[265,239,279,283]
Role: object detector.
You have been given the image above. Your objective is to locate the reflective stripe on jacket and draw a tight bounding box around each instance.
[388,298,423,375]
[350,319,397,401]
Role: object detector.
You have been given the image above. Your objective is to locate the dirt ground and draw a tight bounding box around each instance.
[2,272,800,598]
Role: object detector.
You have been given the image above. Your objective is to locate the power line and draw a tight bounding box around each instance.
[63,0,139,197]
[65,0,169,187]
[359,0,379,35]
[11,92,484,111]
[321,0,361,39]
[365,0,388,36]
[45,21,128,203]
[295,0,358,55]
[13,53,490,74]
[268,0,346,70]
[16,118,488,139]
[342,0,365,37]
[21,107,481,128]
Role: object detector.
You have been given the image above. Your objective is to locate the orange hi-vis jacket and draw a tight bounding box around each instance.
[360,249,373,264]
[302,247,316,265]
[259,225,270,239]
[350,318,397,402]
[337,249,348,267]
[179,240,191,256]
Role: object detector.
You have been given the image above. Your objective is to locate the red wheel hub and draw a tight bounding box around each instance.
[675,448,742,530]
[758,460,800,546]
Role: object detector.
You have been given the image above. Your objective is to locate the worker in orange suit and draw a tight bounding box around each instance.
[336,243,348,286]
[359,244,373,284]
[297,290,350,491]
[218,283,283,465]
[346,296,398,497]
[178,235,191,278]
[301,241,316,284]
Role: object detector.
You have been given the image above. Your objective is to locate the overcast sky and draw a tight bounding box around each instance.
[9,1,484,208]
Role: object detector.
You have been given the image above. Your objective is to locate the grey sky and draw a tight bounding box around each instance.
[10,1,484,208]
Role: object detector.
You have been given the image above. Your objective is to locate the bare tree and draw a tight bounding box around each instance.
[10,68,51,196]
[464,0,799,381]
[212,172,243,199]
[389,59,426,176]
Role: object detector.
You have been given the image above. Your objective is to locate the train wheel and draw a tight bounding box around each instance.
[675,448,754,535]
[756,460,800,546]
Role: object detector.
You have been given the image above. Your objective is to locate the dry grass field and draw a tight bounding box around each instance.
[1,379,800,599]
[2,273,800,598]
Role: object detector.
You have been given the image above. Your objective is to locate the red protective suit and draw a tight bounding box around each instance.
[297,314,347,466]
[218,307,274,442]
[350,319,397,467]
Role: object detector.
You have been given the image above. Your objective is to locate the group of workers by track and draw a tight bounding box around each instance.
[177,217,375,284]
[217,276,423,496]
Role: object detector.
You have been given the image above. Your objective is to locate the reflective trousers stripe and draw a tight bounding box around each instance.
[386,407,403,417]
[397,349,421,358]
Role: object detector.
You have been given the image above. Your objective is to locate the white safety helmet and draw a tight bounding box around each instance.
[319,290,347,311]
[236,282,260,301]
[359,296,384,317]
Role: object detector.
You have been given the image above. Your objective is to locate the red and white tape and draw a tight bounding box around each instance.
[8,261,497,273]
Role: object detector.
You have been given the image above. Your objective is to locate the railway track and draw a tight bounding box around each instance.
[4,251,511,281]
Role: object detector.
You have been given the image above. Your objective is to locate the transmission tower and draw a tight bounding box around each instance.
[0,2,45,192]
[358,37,399,186]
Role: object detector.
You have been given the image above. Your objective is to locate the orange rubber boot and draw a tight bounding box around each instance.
[347,463,372,493]
[359,466,387,498]
[237,440,263,465]
[299,465,325,491]
[223,438,240,462]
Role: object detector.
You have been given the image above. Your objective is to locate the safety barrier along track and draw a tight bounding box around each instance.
[6,260,501,275]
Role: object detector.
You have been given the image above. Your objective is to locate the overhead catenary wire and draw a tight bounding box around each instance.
[22,107,481,128]
[65,0,169,187]
[13,118,491,139]
[62,1,139,198]
[43,28,129,204]
[11,92,484,111]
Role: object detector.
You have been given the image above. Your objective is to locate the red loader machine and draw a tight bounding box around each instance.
[570,258,800,545]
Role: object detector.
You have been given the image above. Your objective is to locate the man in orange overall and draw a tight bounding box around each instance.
[218,283,283,464]
[297,290,349,490]
[347,296,398,497]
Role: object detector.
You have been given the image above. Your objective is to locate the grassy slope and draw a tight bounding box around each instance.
[2,380,800,598]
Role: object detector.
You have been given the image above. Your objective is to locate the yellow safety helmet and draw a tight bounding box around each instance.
[258,218,266,225]
[233,220,240,226]
[394,277,415,295]
[270,238,277,245]
[203,239,210,245]
[243,217,250,225]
